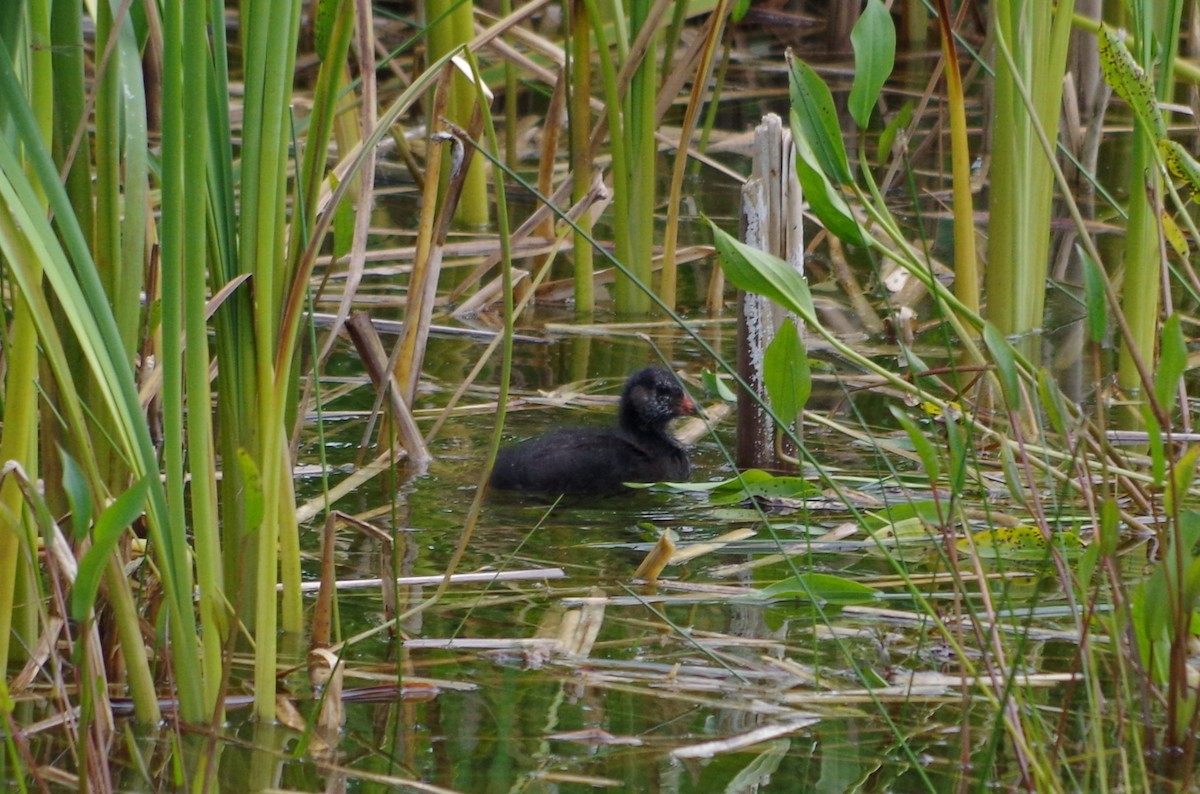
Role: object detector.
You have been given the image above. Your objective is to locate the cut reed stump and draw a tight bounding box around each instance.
[737,113,803,469]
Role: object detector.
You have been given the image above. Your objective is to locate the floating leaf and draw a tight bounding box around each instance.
[707,469,820,505]
[960,525,1083,560]
[763,318,810,426]
[848,0,896,130]
[758,572,879,604]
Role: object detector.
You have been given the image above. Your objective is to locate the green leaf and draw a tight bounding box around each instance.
[1161,139,1200,196]
[238,448,265,532]
[790,117,868,247]
[332,175,355,259]
[1166,445,1200,516]
[1077,542,1101,593]
[763,318,810,426]
[314,0,340,58]
[72,477,150,624]
[758,572,879,604]
[982,322,1019,407]
[1036,368,1070,438]
[60,447,93,541]
[944,411,967,495]
[709,220,816,321]
[848,0,896,130]
[787,53,853,186]
[888,405,940,485]
[706,468,820,505]
[1155,313,1186,416]
[1098,497,1120,559]
[1143,405,1166,486]
[731,0,751,23]
[877,101,912,166]
[960,525,1082,560]
[1098,24,1167,141]
[1080,248,1108,344]
[998,442,1026,508]
[701,368,737,402]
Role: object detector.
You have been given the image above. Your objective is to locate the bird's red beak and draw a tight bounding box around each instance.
[678,392,700,417]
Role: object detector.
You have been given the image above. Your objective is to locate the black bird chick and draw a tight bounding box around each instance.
[489,366,700,496]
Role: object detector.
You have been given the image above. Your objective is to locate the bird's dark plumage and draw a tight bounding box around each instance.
[489,366,699,495]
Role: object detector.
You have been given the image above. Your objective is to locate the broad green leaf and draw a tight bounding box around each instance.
[960,525,1082,560]
[60,448,92,541]
[1098,24,1167,141]
[877,101,912,166]
[758,572,879,604]
[763,318,810,426]
[710,220,816,321]
[1154,313,1186,415]
[731,0,751,23]
[848,0,896,130]
[72,477,150,624]
[238,448,265,532]
[787,53,853,186]
[982,322,1019,408]
[864,500,944,530]
[790,119,867,247]
[706,469,820,505]
[1080,248,1108,344]
[1161,139,1200,197]
[888,405,940,485]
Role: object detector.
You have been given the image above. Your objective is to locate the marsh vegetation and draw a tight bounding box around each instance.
[1,0,1199,791]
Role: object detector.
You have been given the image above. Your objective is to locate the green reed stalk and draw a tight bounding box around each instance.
[569,0,595,313]
[0,3,43,671]
[933,0,979,316]
[1117,1,1182,416]
[426,0,489,226]
[239,0,304,722]
[985,0,1074,346]
[0,33,206,725]
[662,1,727,311]
[583,0,632,309]
[621,0,657,315]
